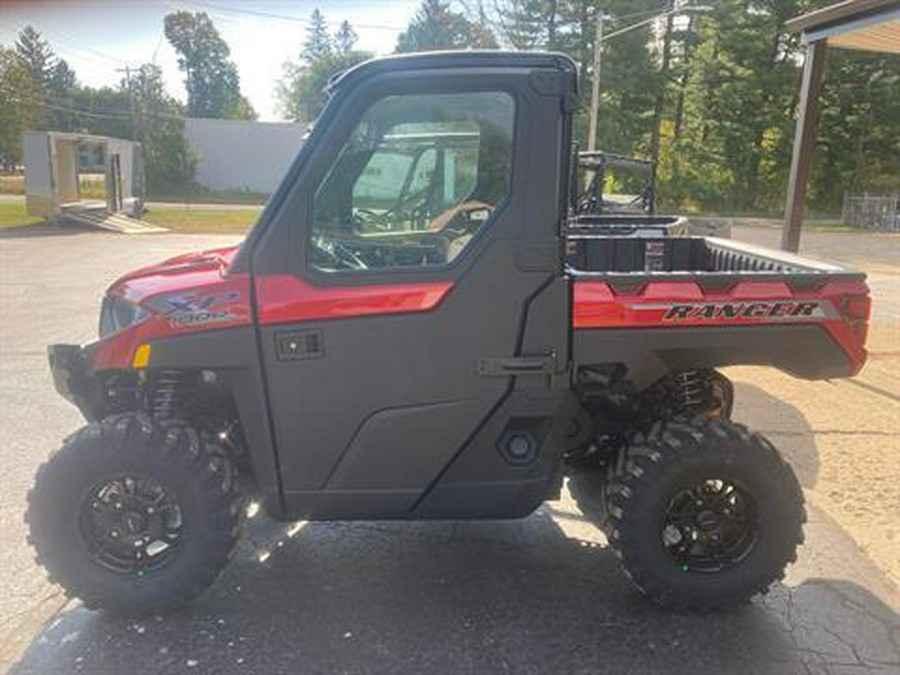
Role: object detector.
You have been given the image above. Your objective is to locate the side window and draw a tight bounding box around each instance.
[309,91,515,273]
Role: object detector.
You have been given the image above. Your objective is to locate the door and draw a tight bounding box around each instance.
[251,64,571,518]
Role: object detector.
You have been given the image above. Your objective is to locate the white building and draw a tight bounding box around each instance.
[184,118,305,195]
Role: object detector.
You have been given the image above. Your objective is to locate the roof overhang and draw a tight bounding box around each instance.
[786,0,900,54]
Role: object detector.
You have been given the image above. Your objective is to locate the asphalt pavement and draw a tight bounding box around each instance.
[0,223,897,674]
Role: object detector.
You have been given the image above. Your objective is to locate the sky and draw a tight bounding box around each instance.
[0,0,423,121]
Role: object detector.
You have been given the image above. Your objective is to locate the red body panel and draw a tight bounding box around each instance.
[91,245,454,371]
[87,243,870,378]
[93,246,251,371]
[573,279,870,375]
[255,275,453,326]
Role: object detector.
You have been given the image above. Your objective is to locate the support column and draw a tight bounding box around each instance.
[782,39,827,252]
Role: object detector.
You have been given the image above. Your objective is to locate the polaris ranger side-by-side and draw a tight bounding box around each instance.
[29,52,870,615]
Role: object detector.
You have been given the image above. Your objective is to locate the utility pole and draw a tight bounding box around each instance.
[588,12,603,151]
[115,65,139,140]
[650,12,676,171]
[587,4,711,153]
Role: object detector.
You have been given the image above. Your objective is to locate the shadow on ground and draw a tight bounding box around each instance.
[732,382,820,488]
[11,511,900,675]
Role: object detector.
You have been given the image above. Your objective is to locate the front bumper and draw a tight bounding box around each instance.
[48,344,100,421]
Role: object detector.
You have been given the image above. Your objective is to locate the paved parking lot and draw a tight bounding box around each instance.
[0,224,897,674]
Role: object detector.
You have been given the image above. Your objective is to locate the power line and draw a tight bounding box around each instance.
[8,19,129,66]
[607,5,681,24]
[3,94,134,121]
[0,86,187,122]
[181,0,406,31]
[151,27,166,64]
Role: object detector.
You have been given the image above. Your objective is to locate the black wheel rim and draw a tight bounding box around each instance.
[78,476,183,576]
[661,478,758,573]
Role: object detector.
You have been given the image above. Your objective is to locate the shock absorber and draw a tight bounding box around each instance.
[150,370,183,421]
[674,370,705,413]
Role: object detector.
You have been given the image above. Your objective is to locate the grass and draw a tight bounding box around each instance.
[142,207,261,234]
[0,175,25,196]
[0,203,43,230]
[79,174,106,199]
[1,174,106,199]
[149,188,268,206]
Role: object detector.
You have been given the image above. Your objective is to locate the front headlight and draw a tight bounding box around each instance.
[99,295,150,338]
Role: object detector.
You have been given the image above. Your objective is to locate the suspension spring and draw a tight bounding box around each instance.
[150,370,182,421]
[674,370,705,412]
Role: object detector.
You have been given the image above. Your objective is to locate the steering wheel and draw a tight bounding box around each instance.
[310,237,369,271]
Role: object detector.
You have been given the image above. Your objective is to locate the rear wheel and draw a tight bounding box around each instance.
[573,418,804,611]
[26,414,241,615]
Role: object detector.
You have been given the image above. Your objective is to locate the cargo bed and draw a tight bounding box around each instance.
[568,235,869,385]
[567,235,865,287]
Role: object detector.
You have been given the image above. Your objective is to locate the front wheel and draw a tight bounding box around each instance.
[575,418,805,611]
[26,414,241,615]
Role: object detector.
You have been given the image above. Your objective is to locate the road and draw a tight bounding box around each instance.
[0,223,897,674]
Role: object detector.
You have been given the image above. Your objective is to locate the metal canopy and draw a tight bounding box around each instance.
[781,0,900,251]
[826,15,900,52]
[802,4,900,53]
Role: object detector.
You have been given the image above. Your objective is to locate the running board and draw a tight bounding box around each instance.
[60,211,168,234]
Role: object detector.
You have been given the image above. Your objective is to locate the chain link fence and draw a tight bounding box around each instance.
[842,193,900,232]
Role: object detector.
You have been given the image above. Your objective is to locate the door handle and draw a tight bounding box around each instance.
[275,329,324,361]
[477,354,557,377]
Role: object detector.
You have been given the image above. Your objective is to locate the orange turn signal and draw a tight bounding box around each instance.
[132,344,151,369]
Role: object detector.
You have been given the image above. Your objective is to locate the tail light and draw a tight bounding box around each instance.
[841,295,871,345]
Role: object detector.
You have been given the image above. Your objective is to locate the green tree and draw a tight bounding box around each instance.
[66,86,134,138]
[486,0,554,50]
[42,59,79,131]
[124,63,196,193]
[657,0,812,213]
[164,11,256,119]
[15,25,55,87]
[48,59,76,93]
[13,26,65,129]
[334,20,358,55]
[304,9,333,61]
[396,0,497,53]
[0,47,38,168]
[812,50,900,211]
[277,50,372,124]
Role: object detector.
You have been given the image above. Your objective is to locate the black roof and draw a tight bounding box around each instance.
[328,50,578,93]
